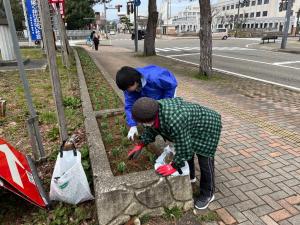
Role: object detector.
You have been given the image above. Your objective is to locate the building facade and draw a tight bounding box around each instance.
[213,0,300,34]
[172,4,200,33]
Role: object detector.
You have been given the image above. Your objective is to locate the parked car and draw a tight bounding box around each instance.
[131,30,146,40]
[109,30,116,35]
[212,28,228,40]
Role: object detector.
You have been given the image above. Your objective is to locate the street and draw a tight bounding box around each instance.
[110,34,300,90]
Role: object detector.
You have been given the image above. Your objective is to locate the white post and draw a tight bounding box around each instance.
[0,24,16,60]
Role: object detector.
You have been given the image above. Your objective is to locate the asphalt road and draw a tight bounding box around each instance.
[110,34,300,90]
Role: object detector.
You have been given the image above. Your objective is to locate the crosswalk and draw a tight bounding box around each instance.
[155,46,254,53]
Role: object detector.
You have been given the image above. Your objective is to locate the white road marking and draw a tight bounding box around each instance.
[166,53,300,70]
[246,42,260,48]
[157,53,300,92]
[273,61,300,65]
[213,54,300,70]
[156,46,254,52]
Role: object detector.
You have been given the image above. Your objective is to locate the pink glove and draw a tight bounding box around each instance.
[128,143,145,160]
[156,164,177,176]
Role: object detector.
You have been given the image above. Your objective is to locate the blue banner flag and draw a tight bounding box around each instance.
[25,0,41,41]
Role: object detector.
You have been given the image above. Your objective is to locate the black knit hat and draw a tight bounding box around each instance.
[116,66,142,91]
[132,97,159,123]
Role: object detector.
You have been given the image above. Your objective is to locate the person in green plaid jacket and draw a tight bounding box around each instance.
[129,97,222,210]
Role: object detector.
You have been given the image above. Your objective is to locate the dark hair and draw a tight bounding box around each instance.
[116,66,142,91]
[132,97,159,123]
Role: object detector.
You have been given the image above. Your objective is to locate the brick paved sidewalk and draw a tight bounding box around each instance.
[86,46,300,225]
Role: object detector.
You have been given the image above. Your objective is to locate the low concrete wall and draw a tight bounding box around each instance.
[74,48,193,225]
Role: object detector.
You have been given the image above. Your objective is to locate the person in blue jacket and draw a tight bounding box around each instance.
[116,65,178,141]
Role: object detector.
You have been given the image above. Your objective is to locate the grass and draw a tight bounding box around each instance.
[21,48,44,60]
[76,48,122,111]
[40,111,57,124]
[140,214,151,224]
[197,211,220,222]
[163,206,183,220]
[0,48,96,224]
[117,161,126,173]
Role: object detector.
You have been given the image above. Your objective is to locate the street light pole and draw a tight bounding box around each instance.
[134,3,138,52]
[281,0,293,49]
[235,1,241,38]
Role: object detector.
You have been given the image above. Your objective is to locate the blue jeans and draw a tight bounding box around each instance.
[188,154,215,198]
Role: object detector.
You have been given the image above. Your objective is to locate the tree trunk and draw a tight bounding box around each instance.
[199,0,212,76]
[144,0,158,56]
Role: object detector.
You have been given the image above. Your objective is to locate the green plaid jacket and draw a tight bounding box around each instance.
[140,98,222,168]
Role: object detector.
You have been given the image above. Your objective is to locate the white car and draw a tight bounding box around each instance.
[109,30,116,35]
[212,28,228,40]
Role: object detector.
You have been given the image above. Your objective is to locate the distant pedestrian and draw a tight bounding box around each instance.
[93,32,100,51]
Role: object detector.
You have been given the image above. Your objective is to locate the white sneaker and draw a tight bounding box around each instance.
[190,178,197,183]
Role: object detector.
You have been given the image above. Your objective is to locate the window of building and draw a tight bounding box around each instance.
[255,23,259,28]
[257,0,262,5]
[264,0,269,4]
[245,13,249,18]
[245,1,250,6]
[274,22,278,28]
[231,4,234,9]
[264,23,268,28]
[250,12,255,17]
[260,23,263,28]
[263,11,268,16]
[251,1,256,6]
[256,11,261,17]
[223,6,225,10]
[227,5,230,10]
[240,14,243,18]
[236,3,239,8]
[269,23,273,28]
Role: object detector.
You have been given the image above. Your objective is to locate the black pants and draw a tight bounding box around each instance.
[188,154,215,198]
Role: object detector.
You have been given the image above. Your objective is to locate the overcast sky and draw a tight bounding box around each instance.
[93,0,219,20]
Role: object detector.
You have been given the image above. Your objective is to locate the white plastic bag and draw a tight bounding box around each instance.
[154,145,190,177]
[49,150,94,204]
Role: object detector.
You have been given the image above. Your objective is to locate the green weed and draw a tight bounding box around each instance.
[140,214,151,224]
[197,211,220,222]
[111,146,122,157]
[63,96,81,109]
[40,111,57,124]
[117,161,126,173]
[104,133,113,144]
[47,127,60,141]
[163,206,183,220]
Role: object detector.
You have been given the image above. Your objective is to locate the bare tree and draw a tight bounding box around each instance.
[198,0,212,76]
[144,0,158,56]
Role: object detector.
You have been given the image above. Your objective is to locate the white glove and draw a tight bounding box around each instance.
[127,126,138,141]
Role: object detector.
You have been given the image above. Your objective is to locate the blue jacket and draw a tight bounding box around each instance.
[124,65,178,127]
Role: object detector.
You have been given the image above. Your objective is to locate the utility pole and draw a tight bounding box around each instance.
[235,1,241,38]
[134,2,138,52]
[104,1,108,38]
[281,0,293,49]
[38,0,68,142]
[3,0,45,160]
[296,9,300,38]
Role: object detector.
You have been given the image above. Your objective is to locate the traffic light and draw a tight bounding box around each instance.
[115,4,122,12]
[126,2,134,14]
